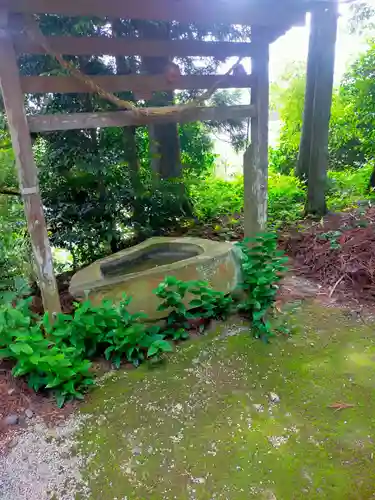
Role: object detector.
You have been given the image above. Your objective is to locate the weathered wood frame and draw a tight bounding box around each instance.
[244,27,269,239]
[0,10,61,315]
[1,0,307,26]
[28,105,257,133]
[0,1,310,313]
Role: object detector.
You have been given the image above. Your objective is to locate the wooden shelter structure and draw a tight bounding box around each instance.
[0,0,338,315]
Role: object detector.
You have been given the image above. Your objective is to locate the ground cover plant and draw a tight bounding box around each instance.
[2,14,375,415]
[0,232,286,406]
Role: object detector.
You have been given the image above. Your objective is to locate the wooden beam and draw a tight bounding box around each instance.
[27,105,256,132]
[1,0,309,27]
[243,28,269,239]
[266,11,306,44]
[13,35,254,58]
[20,74,254,94]
[0,11,61,316]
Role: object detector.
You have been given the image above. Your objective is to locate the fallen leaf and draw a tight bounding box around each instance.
[328,402,355,412]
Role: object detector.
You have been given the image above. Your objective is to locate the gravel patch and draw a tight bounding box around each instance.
[0,415,90,500]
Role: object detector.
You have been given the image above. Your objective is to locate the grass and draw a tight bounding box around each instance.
[77,302,375,499]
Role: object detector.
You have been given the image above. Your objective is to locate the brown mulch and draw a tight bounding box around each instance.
[281,207,375,303]
[185,207,375,304]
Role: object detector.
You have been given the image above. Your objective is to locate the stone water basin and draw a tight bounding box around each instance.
[69,236,242,319]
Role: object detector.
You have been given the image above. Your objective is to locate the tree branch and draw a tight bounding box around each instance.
[0,187,21,196]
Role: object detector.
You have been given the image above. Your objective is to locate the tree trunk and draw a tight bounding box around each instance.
[296,14,319,182]
[368,164,375,192]
[148,91,181,179]
[303,2,338,216]
[138,21,181,180]
[112,20,140,185]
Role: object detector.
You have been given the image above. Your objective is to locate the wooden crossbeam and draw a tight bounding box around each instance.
[13,35,254,58]
[27,105,256,132]
[20,74,254,94]
[1,0,309,27]
[266,12,306,43]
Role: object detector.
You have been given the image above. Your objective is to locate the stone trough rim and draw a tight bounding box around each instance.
[69,236,239,297]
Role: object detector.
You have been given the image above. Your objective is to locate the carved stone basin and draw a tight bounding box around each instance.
[69,237,242,320]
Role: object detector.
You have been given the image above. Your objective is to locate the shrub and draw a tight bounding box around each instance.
[43,299,119,358]
[327,164,375,211]
[188,176,244,221]
[189,170,305,227]
[155,276,191,340]
[100,296,171,368]
[268,171,305,227]
[0,134,33,288]
[44,295,174,368]
[0,294,175,406]
[188,281,233,320]
[154,276,233,339]
[0,299,94,407]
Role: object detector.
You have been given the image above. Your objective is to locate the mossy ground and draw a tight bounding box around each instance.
[78,303,375,499]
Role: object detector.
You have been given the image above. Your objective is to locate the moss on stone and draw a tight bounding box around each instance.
[77,303,375,499]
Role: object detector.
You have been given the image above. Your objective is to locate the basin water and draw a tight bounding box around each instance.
[69,237,242,320]
[100,242,202,277]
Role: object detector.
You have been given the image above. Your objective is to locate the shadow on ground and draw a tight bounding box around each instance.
[78,302,375,500]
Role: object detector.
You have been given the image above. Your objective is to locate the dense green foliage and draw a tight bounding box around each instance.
[237,234,288,341]
[0,128,33,289]
[189,171,305,226]
[189,164,375,228]
[0,272,205,406]
[155,276,233,340]
[0,295,95,408]
[270,40,375,177]
[0,291,176,406]
[0,271,247,406]
[269,63,306,174]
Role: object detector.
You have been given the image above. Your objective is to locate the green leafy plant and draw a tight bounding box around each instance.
[0,277,32,308]
[43,298,120,358]
[147,338,174,358]
[45,294,174,369]
[155,276,233,339]
[317,230,342,250]
[102,295,150,367]
[189,281,233,320]
[154,276,191,339]
[0,292,177,406]
[0,301,94,407]
[236,233,288,341]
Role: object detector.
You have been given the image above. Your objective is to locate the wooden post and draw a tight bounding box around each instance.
[0,11,61,315]
[243,27,269,239]
[300,1,338,215]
